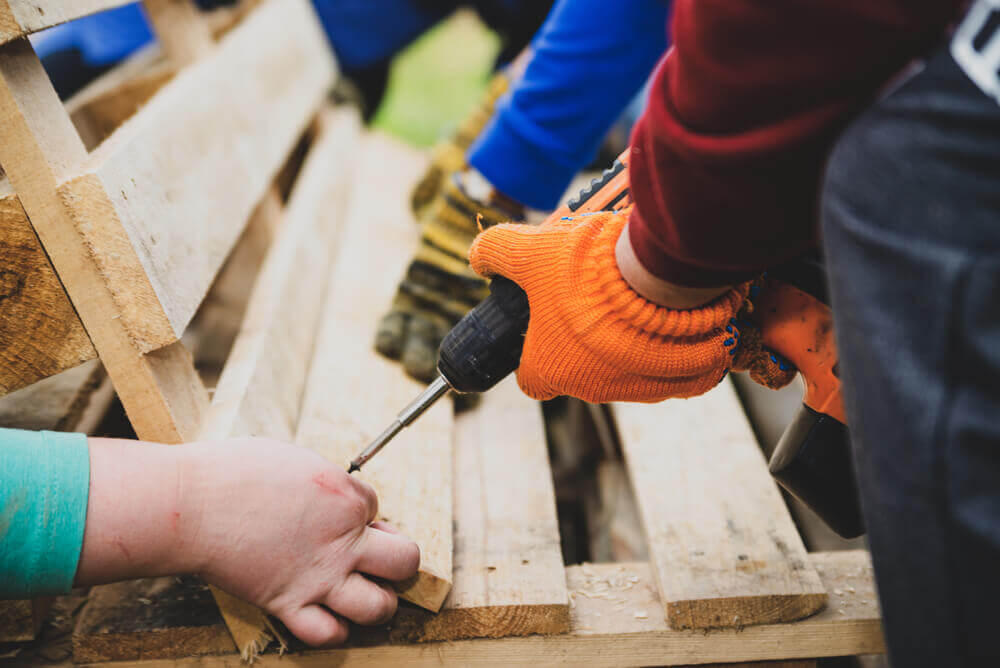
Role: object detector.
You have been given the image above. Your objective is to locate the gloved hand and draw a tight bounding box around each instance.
[377,172,525,382]
[410,71,511,217]
[469,208,786,403]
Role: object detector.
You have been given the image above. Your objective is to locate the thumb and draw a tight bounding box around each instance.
[468,222,545,285]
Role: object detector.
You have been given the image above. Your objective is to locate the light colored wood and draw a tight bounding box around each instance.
[0,37,207,443]
[93,552,883,667]
[65,45,174,151]
[141,0,214,66]
[398,377,568,640]
[0,358,110,431]
[0,0,133,45]
[0,176,95,396]
[295,133,453,613]
[199,108,361,659]
[56,0,335,352]
[615,381,828,630]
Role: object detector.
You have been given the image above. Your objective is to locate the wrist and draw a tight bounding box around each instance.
[615,221,732,309]
[76,439,200,585]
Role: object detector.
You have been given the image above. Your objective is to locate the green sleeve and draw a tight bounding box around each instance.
[0,428,90,598]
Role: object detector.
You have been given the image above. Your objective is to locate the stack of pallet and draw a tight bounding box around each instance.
[0,1,887,665]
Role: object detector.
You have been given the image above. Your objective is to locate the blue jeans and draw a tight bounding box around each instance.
[822,11,1000,665]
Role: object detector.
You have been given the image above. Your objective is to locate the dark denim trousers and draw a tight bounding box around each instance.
[821,13,1000,666]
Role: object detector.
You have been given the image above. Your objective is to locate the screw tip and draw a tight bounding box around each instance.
[347,462,360,474]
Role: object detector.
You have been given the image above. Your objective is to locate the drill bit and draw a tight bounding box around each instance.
[348,375,451,473]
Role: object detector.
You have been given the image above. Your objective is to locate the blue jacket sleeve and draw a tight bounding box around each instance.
[467,0,671,210]
[0,429,90,598]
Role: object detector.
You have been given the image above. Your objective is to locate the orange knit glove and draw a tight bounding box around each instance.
[468,209,751,403]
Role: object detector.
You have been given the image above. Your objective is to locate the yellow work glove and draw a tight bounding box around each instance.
[410,71,511,218]
[377,172,525,382]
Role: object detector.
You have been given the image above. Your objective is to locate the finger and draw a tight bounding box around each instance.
[375,310,409,360]
[356,525,421,581]
[341,474,379,526]
[401,316,440,383]
[369,520,400,534]
[467,223,538,281]
[326,572,398,626]
[279,604,349,648]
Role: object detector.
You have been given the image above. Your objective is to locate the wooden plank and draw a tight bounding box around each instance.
[56,0,335,353]
[590,460,648,562]
[0,358,110,432]
[615,381,828,630]
[295,133,453,613]
[376,377,568,642]
[0,36,207,443]
[77,552,884,666]
[65,45,174,151]
[141,0,214,66]
[0,176,95,396]
[0,0,133,45]
[201,108,360,660]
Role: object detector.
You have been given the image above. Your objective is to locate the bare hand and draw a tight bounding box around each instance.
[78,437,419,646]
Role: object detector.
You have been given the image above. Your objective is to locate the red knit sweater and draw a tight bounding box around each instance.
[627,0,963,287]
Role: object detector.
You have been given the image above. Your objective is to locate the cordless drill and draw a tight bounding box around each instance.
[351,153,864,539]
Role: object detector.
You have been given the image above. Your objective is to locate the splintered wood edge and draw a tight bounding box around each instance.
[57,173,178,353]
[667,592,829,630]
[396,568,453,613]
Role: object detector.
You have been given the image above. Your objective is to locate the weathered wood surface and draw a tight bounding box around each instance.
[0,176,95,396]
[200,107,361,660]
[0,0,133,45]
[0,36,207,443]
[56,0,335,353]
[379,377,568,642]
[75,551,883,666]
[615,381,828,630]
[295,132,453,613]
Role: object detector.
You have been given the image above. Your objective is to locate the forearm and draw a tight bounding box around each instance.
[75,438,198,586]
[468,0,670,210]
[627,0,959,286]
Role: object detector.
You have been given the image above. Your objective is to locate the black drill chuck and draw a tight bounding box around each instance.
[437,276,530,394]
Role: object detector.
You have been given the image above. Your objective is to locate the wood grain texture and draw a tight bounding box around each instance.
[200,107,361,660]
[57,0,335,349]
[379,377,568,641]
[615,380,828,630]
[0,0,133,45]
[0,37,208,443]
[81,552,883,666]
[0,177,95,396]
[295,133,453,613]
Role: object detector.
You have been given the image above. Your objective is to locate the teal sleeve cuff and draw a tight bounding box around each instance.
[0,428,90,598]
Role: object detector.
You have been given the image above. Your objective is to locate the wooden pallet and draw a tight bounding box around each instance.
[0,3,886,664]
[62,134,885,666]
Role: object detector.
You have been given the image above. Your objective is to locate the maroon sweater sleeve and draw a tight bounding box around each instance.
[627,0,961,287]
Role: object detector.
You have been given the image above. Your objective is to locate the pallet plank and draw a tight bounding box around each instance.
[73,551,883,666]
[0,176,95,396]
[0,36,207,443]
[615,381,828,630]
[387,377,569,641]
[295,132,453,613]
[200,107,360,660]
[0,0,133,45]
[56,0,335,352]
